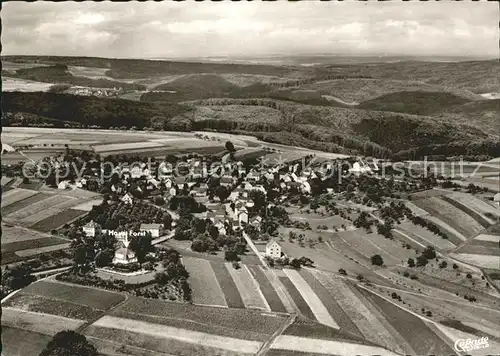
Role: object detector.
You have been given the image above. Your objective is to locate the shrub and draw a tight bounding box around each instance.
[439,260,448,269]
[466,273,472,279]
[452,263,459,270]
[371,254,384,266]
[407,258,415,267]
[338,268,347,275]
[403,271,410,278]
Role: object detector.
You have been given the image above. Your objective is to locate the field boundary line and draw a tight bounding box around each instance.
[85,335,177,356]
[260,266,297,314]
[243,264,271,312]
[257,313,297,356]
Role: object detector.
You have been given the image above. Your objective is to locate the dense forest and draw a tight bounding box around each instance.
[3,90,498,160]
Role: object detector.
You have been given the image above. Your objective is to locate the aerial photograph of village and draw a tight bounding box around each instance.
[1,1,499,356]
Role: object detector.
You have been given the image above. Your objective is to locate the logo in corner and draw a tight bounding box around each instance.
[454,337,489,352]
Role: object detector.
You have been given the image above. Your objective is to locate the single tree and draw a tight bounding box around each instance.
[39,330,98,356]
[371,254,384,266]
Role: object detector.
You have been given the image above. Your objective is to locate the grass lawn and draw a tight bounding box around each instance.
[1,326,53,356]
[182,256,227,307]
[210,261,245,309]
[3,293,104,321]
[118,296,288,339]
[29,208,88,232]
[22,280,126,310]
[225,263,270,311]
[247,265,287,313]
[299,270,361,337]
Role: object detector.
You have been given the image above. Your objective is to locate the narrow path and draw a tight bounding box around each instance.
[257,313,297,356]
[75,293,129,334]
[242,231,268,267]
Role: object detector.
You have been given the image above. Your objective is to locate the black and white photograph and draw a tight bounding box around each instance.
[1,1,499,356]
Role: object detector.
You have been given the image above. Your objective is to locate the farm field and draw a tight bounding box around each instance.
[209,261,245,309]
[283,269,338,328]
[298,270,361,337]
[117,296,289,341]
[182,256,227,307]
[370,286,500,337]
[2,307,85,336]
[28,208,88,232]
[279,229,394,287]
[390,265,500,303]
[441,194,494,227]
[87,315,263,355]
[396,221,457,251]
[260,266,296,314]
[355,286,455,356]
[309,270,413,355]
[404,201,430,217]
[455,240,500,256]
[1,188,38,207]
[5,194,79,221]
[413,197,485,238]
[417,215,466,246]
[450,192,500,217]
[22,280,126,310]
[269,335,400,356]
[475,233,500,243]
[278,273,316,320]
[67,65,114,79]
[1,224,52,244]
[3,293,104,321]
[225,263,270,311]
[449,253,500,270]
[1,326,53,356]
[246,265,287,313]
[2,77,53,92]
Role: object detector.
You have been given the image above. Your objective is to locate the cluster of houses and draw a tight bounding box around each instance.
[67,86,123,98]
[74,154,385,266]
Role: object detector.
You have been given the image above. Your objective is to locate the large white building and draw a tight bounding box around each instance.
[83,220,102,237]
[140,223,164,238]
[265,239,282,259]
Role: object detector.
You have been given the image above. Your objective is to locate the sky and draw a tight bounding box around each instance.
[2,1,498,59]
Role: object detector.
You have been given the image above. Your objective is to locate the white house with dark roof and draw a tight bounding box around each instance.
[265,239,282,258]
[140,223,164,238]
[494,192,500,207]
[83,220,102,237]
[121,193,134,205]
